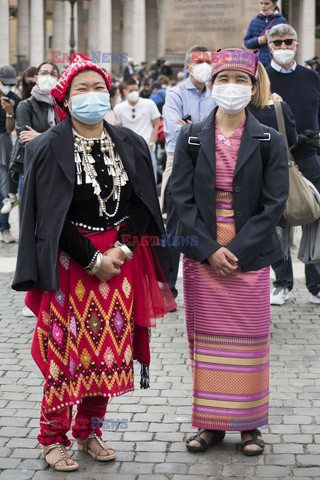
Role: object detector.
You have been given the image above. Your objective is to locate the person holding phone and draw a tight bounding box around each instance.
[244,0,287,68]
[160,45,216,300]
[0,65,20,244]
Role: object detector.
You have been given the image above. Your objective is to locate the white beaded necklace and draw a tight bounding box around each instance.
[73,129,128,217]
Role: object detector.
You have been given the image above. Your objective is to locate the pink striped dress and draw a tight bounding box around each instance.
[183,120,270,432]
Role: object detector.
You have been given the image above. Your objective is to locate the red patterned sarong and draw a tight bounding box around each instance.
[26,228,175,414]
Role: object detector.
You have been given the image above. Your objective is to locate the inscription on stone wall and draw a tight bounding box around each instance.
[164,0,255,55]
[169,0,236,33]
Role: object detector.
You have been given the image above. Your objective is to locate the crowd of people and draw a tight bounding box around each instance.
[0,0,319,472]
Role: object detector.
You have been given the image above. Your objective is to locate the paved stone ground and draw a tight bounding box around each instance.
[0,208,320,480]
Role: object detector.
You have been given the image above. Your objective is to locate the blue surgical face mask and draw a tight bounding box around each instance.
[69,91,111,125]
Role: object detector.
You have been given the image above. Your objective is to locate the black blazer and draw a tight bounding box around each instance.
[12,118,169,291]
[170,108,289,272]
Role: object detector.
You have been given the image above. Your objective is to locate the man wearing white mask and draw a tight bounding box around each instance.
[160,45,215,300]
[267,23,320,305]
[0,65,20,243]
[114,77,160,181]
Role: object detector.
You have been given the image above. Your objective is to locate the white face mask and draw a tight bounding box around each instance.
[126,90,139,103]
[189,63,212,84]
[37,75,57,93]
[272,48,296,66]
[0,82,11,95]
[212,84,253,115]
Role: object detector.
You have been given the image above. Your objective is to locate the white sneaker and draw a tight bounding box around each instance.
[270,287,290,306]
[1,230,16,243]
[309,293,320,304]
[1,196,18,214]
[22,306,35,317]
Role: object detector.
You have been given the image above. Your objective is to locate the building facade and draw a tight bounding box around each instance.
[0,0,316,75]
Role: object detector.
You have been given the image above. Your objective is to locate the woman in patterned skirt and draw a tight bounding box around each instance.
[12,53,175,471]
[170,48,288,456]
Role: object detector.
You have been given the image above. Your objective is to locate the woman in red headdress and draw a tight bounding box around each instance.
[12,53,175,471]
[170,48,288,456]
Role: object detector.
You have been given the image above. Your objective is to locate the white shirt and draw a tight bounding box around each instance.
[270,59,297,74]
[114,98,160,143]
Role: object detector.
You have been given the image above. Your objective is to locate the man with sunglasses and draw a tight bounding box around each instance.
[267,23,320,305]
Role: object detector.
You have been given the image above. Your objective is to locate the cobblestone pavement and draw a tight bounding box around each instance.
[0,208,320,480]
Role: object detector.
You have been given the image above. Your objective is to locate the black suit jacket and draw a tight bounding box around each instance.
[170,108,289,272]
[12,117,169,291]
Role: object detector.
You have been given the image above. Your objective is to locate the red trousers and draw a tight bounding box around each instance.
[38,396,108,446]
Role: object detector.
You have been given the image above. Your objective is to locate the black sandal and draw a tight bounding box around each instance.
[186,429,225,452]
[240,429,265,456]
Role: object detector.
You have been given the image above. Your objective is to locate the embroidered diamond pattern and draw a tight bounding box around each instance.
[89,313,101,334]
[122,277,131,298]
[49,360,60,380]
[59,251,70,269]
[75,280,85,302]
[42,311,50,325]
[51,321,65,348]
[80,348,91,369]
[70,315,77,338]
[55,290,66,307]
[104,346,114,368]
[124,345,132,365]
[114,310,124,335]
[99,281,110,299]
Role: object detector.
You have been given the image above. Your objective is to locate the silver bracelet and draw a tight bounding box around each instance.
[114,241,133,260]
[87,252,103,275]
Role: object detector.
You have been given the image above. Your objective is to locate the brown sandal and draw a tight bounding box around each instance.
[77,433,116,461]
[42,442,78,471]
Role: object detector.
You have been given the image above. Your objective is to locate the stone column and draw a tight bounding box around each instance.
[17,0,30,66]
[30,0,45,67]
[0,0,10,65]
[132,0,146,64]
[298,0,315,63]
[122,0,133,59]
[52,1,65,55]
[97,0,112,70]
[157,0,165,59]
[290,0,315,64]
[88,0,99,53]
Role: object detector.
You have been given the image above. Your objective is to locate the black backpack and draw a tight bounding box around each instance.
[187,121,271,168]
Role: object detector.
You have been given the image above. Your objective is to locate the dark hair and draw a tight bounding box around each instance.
[36,61,60,76]
[124,77,138,88]
[21,66,37,100]
[109,86,119,98]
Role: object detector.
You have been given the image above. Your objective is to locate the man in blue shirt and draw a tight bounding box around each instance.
[267,23,320,305]
[160,45,215,299]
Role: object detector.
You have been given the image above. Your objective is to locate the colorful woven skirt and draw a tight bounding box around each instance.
[183,256,270,431]
[26,228,175,414]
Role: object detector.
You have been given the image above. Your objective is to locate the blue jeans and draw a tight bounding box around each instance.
[0,165,10,233]
[272,153,320,296]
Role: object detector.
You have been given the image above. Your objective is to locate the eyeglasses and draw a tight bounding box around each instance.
[271,39,296,47]
[38,70,59,78]
[132,108,135,119]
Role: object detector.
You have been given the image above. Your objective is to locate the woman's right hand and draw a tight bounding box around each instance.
[258,34,267,45]
[207,247,238,276]
[94,254,124,281]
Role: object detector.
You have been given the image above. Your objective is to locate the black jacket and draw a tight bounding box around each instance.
[12,118,169,291]
[170,108,289,272]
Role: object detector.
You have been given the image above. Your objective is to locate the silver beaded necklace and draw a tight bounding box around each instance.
[73,128,128,217]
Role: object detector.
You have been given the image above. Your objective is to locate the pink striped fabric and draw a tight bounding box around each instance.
[182,120,271,432]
